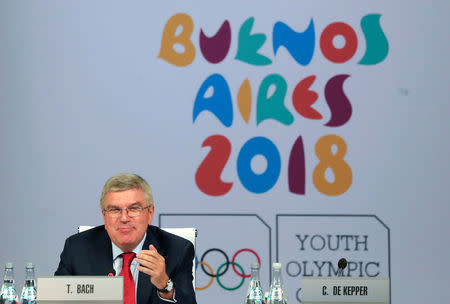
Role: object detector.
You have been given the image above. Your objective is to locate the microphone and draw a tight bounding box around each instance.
[107,268,116,277]
[337,258,347,277]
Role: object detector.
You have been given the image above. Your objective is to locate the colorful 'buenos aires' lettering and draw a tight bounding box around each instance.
[193,74,233,127]
[200,21,231,64]
[159,13,389,66]
[272,19,315,66]
[192,73,352,128]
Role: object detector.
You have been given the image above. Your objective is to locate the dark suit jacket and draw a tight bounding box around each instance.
[55,225,197,304]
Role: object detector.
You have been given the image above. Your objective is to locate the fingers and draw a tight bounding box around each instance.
[136,250,164,272]
[137,248,163,264]
[136,245,168,289]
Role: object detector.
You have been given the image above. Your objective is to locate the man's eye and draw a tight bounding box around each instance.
[129,206,140,211]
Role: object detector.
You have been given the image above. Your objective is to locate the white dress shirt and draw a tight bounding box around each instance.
[111,233,176,303]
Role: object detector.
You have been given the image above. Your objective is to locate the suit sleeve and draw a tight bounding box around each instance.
[163,240,197,304]
[55,238,73,275]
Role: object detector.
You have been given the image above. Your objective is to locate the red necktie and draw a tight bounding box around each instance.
[120,252,136,304]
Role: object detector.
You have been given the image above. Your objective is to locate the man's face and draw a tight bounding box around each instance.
[103,188,154,252]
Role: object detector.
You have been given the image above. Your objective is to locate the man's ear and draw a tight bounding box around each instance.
[148,205,155,225]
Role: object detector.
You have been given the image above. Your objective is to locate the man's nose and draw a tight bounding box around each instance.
[119,208,130,221]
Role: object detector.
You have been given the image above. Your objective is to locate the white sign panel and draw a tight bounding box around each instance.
[302,277,389,303]
[37,276,123,304]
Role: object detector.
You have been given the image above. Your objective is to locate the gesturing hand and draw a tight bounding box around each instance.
[136,244,169,290]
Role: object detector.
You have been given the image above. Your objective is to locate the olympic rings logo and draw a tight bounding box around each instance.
[195,248,261,291]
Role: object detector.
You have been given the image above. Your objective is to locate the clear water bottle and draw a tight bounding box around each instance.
[20,263,37,304]
[0,263,18,304]
[245,263,265,304]
[267,262,287,304]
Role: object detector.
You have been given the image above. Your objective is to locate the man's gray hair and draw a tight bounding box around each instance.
[100,173,154,209]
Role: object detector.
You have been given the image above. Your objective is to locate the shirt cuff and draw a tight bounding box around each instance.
[157,289,176,303]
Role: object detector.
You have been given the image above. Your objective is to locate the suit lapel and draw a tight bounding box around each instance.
[87,227,113,275]
[137,226,164,304]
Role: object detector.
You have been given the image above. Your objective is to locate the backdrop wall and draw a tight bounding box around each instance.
[1,1,449,303]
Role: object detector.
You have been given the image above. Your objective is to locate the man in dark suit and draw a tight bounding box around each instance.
[55,173,197,304]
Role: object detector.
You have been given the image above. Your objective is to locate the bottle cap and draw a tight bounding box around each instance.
[26,263,34,269]
[251,263,260,269]
[5,262,13,268]
[272,262,282,269]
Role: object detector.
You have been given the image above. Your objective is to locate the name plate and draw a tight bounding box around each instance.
[37,276,123,304]
[301,277,390,304]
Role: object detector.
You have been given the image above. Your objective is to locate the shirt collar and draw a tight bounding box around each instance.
[112,232,147,260]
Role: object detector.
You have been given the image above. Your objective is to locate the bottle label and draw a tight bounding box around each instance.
[249,287,264,300]
[21,287,37,301]
[2,286,17,300]
[269,288,283,301]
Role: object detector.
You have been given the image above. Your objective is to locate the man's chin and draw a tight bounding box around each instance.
[116,237,139,251]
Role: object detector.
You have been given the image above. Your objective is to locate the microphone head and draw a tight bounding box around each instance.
[338,258,347,270]
[107,268,116,276]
